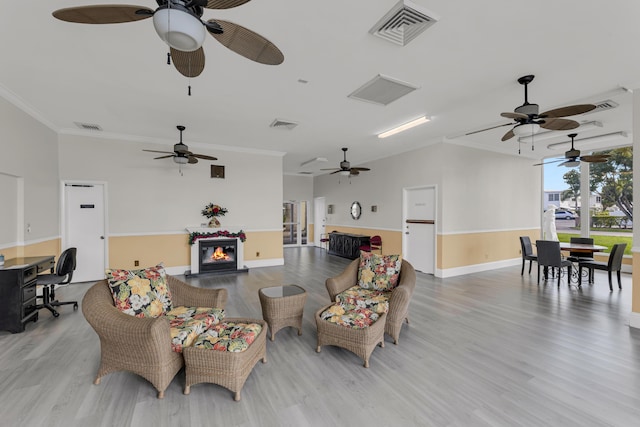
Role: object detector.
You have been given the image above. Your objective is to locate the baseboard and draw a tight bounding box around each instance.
[245,258,284,268]
[629,312,640,329]
[436,258,521,278]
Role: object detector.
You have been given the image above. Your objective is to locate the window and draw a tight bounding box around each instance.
[548,193,559,201]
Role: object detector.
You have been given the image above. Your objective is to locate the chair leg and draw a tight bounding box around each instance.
[537,264,540,284]
[578,266,582,287]
[528,260,533,274]
[521,259,525,275]
[608,271,613,291]
[567,265,572,287]
[617,270,622,289]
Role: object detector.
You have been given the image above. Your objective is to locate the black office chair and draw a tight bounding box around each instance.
[566,237,595,263]
[519,236,537,275]
[35,247,78,317]
[536,240,572,286]
[578,243,627,290]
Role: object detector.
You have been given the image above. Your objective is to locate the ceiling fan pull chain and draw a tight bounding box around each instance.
[188,85,192,96]
[167,52,171,65]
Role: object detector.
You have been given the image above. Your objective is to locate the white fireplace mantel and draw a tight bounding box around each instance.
[186,226,245,275]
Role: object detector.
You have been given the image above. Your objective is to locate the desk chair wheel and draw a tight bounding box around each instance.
[53,311,60,318]
[73,303,78,310]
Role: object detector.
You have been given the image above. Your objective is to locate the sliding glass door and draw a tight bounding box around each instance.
[283,201,307,246]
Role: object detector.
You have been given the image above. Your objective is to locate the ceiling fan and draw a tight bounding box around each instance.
[143,125,217,165]
[533,133,610,167]
[470,75,596,148]
[321,148,371,176]
[52,0,284,80]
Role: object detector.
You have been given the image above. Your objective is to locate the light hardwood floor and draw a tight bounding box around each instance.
[1,247,640,427]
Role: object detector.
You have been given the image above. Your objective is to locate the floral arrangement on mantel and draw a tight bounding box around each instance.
[202,203,228,228]
[189,230,247,245]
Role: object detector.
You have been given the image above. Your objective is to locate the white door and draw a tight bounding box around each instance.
[403,186,436,274]
[314,197,326,247]
[64,183,106,282]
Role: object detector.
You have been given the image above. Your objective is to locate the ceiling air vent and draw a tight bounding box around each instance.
[370,0,439,46]
[270,119,298,130]
[74,122,102,131]
[348,74,419,106]
[584,99,619,115]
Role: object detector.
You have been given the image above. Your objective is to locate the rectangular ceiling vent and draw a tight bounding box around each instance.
[348,74,419,106]
[298,171,313,175]
[270,119,298,130]
[74,122,102,131]
[369,0,439,46]
[584,99,619,114]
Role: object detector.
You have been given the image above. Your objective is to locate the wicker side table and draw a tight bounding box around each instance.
[315,304,386,368]
[259,285,307,341]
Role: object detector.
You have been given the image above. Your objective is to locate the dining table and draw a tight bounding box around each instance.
[559,242,607,254]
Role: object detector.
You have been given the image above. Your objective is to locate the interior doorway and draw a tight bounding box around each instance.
[313,197,326,248]
[402,185,436,274]
[63,182,107,282]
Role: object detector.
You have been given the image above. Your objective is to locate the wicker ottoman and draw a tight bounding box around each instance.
[259,285,307,341]
[183,318,267,401]
[315,304,386,368]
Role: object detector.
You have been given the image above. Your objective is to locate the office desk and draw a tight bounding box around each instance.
[0,256,55,333]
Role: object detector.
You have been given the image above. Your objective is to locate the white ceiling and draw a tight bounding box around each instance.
[2,0,640,174]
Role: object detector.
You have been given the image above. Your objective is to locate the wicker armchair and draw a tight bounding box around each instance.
[325,259,416,344]
[82,275,228,398]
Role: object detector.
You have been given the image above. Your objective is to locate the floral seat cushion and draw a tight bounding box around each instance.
[193,322,263,352]
[335,285,390,314]
[320,303,381,329]
[106,265,172,318]
[357,252,402,291]
[166,306,225,353]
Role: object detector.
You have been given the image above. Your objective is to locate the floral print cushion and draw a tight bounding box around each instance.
[193,322,263,352]
[357,252,402,291]
[166,307,225,353]
[336,285,390,314]
[106,265,172,318]
[320,304,381,329]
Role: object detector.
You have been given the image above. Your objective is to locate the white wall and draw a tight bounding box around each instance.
[0,96,59,247]
[57,134,283,234]
[314,141,540,234]
[283,174,313,202]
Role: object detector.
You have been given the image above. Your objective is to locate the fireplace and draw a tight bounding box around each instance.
[199,239,237,273]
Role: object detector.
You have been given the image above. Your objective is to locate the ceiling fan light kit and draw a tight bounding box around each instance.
[512,122,540,137]
[153,6,206,52]
[378,115,430,138]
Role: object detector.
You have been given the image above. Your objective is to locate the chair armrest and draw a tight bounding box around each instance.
[82,281,174,356]
[325,259,359,301]
[167,275,228,309]
[388,260,416,316]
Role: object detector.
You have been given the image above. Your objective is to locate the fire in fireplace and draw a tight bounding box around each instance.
[199,239,237,273]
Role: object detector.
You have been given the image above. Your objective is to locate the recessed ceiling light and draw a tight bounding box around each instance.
[378,116,430,138]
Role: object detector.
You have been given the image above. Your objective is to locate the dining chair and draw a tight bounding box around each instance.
[519,236,537,275]
[535,240,572,286]
[578,243,627,290]
[359,235,382,254]
[566,237,595,263]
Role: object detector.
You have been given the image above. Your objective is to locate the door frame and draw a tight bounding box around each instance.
[402,184,437,274]
[60,180,109,276]
[283,200,308,247]
[313,197,326,247]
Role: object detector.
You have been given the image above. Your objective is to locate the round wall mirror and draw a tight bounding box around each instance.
[350,201,362,220]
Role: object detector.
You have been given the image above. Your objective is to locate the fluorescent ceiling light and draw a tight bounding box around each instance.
[378,116,430,138]
[519,121,602,143]
[547,131,628,150]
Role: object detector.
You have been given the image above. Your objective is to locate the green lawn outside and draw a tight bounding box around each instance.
[557,233,633,255]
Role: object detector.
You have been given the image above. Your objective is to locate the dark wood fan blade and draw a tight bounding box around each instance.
[501,129,515,141]
[154,155,175,160]
[53,5,153,24]
[540,118,579,131]
[533,158,565,166]
[465,123,512,136]
[500,112,528,120]
[329,170,343,175]
[351,167,370,172]
[205,0,252,9]
[208,20,284,65]
[581,155,610,163]
[191,154,218,161]
[188,157,199,164]
[540,104,596,118]
[170,48,205,78]
[143,149,175,154]
[350,170,360,176]
[320,168,340,171]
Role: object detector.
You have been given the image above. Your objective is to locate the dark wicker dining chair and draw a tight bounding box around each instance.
[566,237,595,263]
[536,240,572,286]
[519,236,537,275]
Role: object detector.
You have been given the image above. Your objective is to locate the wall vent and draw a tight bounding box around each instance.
[348,74,419,106]
[270,119,298,130]
[369,0,439,46]
[74,122,102,131]
[584,99,619,114]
